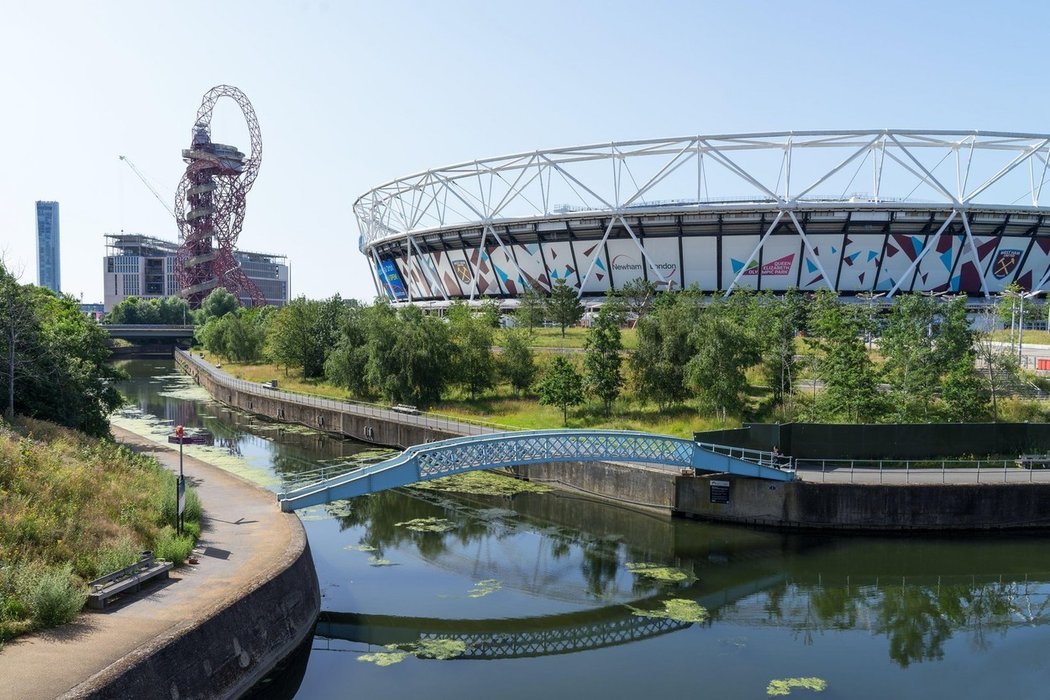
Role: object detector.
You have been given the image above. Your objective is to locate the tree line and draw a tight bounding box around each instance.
[194,278,1026,426]
[0,262,123,436]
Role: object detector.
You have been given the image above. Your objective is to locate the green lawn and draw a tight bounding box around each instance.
[504,326,638,350]
[988,329,1050,345]
[199,350,739,438]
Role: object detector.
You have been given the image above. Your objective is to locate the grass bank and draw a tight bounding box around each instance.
[198,350,740,437]
[0,418,201,645]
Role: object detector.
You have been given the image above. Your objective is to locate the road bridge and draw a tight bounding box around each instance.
[278,429,795,512]
[103,324,196,341]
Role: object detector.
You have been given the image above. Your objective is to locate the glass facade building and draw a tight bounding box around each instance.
[36,201,60,293]
[102,233,289,310]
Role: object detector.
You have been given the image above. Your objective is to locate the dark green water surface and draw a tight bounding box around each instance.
[115,360,1050,699]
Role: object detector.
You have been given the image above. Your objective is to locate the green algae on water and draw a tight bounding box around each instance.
[625,562,696,583]
[358,645,411,667]
[344,544,378,552]
[629,599,708,624]
[766,677,827,696]
[358,638,467,666]
[368,556,397,567]
[413,638,467,659]
[410,471,552,496]
[467,579,501,598]
[395,517,456,533]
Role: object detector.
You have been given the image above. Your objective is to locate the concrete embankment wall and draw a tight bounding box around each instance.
[675,474,1050,530]
[510,461,678,514]
[176,352,459,448]
[78,530,320,699]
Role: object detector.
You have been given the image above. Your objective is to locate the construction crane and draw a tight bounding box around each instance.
[118,155,177,221]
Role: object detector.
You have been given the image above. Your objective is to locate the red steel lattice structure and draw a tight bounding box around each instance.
[175,85,265,307]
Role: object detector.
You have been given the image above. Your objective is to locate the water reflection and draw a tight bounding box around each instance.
[114,361,1050,699]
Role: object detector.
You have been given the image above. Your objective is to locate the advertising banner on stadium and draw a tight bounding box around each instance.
[377,258,408,301]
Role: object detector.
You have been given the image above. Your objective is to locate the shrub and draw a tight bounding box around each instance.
[95,536,141,577]
[153,527,195,565]
[159,473,202,531]
[26,564,86,627]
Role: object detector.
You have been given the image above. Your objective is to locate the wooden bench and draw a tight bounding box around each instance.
[1016,454,1050,469]
[86,551,174,610]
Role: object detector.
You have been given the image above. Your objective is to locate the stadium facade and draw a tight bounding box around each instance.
[102,233,289,311]
[355,130,1050,305]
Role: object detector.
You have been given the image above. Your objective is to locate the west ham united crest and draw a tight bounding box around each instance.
[992,249,1021,279]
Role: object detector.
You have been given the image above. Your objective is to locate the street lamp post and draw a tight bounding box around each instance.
[175,424,185,536]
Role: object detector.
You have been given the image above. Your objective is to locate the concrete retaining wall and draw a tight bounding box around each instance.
[676,474,1050,530]
[76,530,320,699]
[176,352,459,448]
[511,461,678,514]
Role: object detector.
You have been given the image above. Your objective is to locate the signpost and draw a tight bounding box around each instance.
[709,479,730,504]
[175,425,185,535]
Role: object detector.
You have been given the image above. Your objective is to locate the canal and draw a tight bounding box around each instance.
[114,360,1050,699]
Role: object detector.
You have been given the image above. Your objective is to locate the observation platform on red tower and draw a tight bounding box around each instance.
[356,130,1050,304]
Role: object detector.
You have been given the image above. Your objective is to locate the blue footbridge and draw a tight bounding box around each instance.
[277,429,795,512]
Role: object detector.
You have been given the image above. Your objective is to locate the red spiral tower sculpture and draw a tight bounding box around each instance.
[175,85,265,308]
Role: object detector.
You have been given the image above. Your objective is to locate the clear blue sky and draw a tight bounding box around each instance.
[2,0,1046,303]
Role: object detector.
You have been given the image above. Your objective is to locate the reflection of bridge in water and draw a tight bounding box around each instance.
[317,572,1050,662]
[316,575,784,659]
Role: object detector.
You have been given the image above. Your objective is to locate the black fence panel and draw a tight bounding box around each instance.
[695,423,1050,460]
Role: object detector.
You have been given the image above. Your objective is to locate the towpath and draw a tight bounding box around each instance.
[0,426,300,700]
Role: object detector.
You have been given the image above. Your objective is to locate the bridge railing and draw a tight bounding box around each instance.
[176,350,518,438]
[696,441,794,472]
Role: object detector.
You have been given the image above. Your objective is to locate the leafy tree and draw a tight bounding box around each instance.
[940,352,988,422]
[157,296,193,325]
[499,329,537,397]
[197,287,240,325]
[880,294,939,421]
[545,278,583,336]
[105,296,153,324]
[0,267,37,421]
[619,278,658,319]
[106,296,193,325]
[0,266,123,436]
[477,297,502,329]
[808,291,884,422]
[745,289,806,415]
[686,304,760,423]
[201,311,266,363]
[537,356,583,425]
[629,292,700,410]
[584,302,624,414]
[515,284,546,334]
[384,306,453,406]
[267,295,346,378]
[973,305,1018,421]
[325,304,371,397]
[448,301,497,399]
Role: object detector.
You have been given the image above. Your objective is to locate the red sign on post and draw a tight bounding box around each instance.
[175,425,184,439]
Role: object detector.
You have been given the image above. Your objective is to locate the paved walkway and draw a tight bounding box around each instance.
[0,426,299,700]
[796,466,1050,484]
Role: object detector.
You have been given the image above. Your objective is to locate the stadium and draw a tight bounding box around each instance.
[355,130,1050,306]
